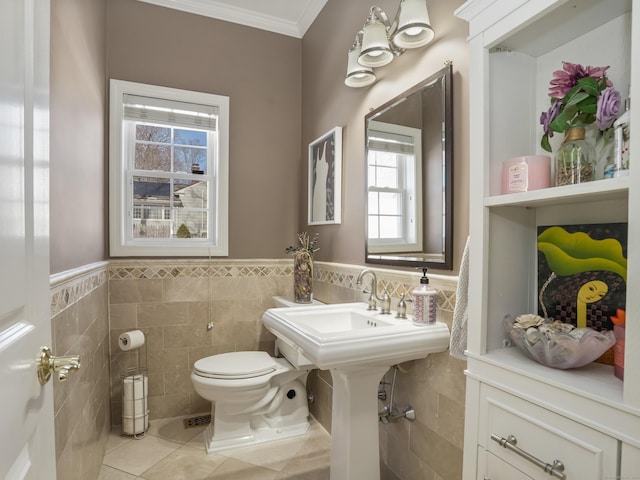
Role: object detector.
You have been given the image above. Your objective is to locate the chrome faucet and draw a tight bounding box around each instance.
[356,269,391,314]
[395,293,408,319]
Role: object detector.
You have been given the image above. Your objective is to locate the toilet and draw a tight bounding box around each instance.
[191,296,320,453]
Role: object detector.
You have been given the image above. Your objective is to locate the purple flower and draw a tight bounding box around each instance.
[595,87,621,130]
[540,100,561,137]
[548,61,611,99]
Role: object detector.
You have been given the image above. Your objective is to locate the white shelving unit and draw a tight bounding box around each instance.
[456,0,640,478]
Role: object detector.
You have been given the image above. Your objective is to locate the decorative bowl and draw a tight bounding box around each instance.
[503,314,616,370]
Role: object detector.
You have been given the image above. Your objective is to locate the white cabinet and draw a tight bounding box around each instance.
[480,385,617,479]
[621,443,640,477]
[478,448,532,480]
[456,0,640,478]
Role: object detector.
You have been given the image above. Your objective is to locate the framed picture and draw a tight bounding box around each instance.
[537,223,627,332]
[308,126,342,225]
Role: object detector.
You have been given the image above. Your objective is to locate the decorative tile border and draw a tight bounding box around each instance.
[50,261,108,317]
[108,259,293,280]
[53,259,458,314]
[315,262,458,312]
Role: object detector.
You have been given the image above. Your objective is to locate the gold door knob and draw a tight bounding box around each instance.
[37,346,81,384]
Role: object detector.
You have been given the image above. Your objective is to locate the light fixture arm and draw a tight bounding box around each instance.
[350,30,364,51]
[367,6,405,56]
[368,6,390,29]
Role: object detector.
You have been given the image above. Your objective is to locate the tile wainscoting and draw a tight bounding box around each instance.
[50,261,111,480]
[108,259,293,423]
[51,259,464,480]
[108,259,465,480]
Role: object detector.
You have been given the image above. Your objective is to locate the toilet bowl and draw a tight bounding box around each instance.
[191,349,311,453]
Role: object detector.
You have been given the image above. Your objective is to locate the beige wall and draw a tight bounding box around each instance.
[50,0,470,272]
[50,0,307,268]
[50,0,107,274]
[301,0,470,274]
[106,0,304,259]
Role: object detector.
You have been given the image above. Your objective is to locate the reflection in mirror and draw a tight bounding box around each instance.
[365,63,452,270]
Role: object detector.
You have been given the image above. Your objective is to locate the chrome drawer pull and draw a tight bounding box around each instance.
[491,433,566,480]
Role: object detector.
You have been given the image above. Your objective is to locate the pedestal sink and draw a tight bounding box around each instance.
[262,303,450,480]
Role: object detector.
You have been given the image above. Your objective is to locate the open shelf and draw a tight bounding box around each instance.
[485,177,630,208]
[494,0,632,56]
[478,347,623,406]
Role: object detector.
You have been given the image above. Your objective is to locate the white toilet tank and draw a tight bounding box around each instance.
[272,295,324,308]
[271,296,323,368]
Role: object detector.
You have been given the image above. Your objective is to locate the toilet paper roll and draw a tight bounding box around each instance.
[119,330,145,351]
[123,398,148,417]
[123,374,148,400]
[122,412,149,435]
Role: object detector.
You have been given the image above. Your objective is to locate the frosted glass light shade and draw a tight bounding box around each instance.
[392,0,435,49]
[359,20,393,68]
[345,47,376,88]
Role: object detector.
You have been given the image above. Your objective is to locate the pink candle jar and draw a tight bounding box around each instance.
[502,155,551,194]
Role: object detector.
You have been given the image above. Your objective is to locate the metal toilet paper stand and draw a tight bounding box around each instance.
[120,331,149,439]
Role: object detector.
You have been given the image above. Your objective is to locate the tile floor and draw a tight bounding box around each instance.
[99,416,331,480]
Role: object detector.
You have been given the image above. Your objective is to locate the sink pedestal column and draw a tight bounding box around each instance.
[329,365,389,480]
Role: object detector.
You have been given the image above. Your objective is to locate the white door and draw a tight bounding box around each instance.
[0,0,56,478]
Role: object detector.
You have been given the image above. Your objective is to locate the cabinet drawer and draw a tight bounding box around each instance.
[621,443,640,478]
[478,446,533,480]
[479,385,617,479]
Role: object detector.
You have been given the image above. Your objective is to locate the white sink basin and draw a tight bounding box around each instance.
[262,302,450,370]
[262,302,451,480]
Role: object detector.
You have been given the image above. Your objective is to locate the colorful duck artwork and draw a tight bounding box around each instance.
[537,224,627,331]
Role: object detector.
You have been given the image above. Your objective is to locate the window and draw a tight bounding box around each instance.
[367,121,422,253]
[109,80,229,256]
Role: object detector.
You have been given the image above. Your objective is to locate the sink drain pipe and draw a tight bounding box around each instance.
[378,365,416,424]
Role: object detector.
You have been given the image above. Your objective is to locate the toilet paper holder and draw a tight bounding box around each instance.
[119,329,145,351]
[121,366,149,438]
[119,330,149,438]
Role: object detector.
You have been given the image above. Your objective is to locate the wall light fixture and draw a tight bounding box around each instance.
[345,0,435,88]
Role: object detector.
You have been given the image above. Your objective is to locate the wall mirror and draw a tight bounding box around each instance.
[365,63,453,270]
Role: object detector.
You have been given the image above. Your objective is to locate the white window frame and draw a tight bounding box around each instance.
[109,79,229,256]
[367,121,423,254]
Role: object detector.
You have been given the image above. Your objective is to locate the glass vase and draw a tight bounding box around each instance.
[293,251,313,303]
[555,127,595,186]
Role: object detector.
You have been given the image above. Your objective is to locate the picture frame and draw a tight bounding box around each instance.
[537,222,627,332]
[308,126,342,225]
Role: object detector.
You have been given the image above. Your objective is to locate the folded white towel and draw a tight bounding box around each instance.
[450,236,470,360]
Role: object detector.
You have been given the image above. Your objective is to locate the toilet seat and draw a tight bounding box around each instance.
[194,351,278,380]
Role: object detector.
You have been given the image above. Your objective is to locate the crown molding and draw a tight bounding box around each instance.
[136,0,327,38]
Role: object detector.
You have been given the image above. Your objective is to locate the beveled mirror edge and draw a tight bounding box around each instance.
[364,62,453,271]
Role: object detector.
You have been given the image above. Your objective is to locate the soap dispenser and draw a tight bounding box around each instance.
[412,268,437,325]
